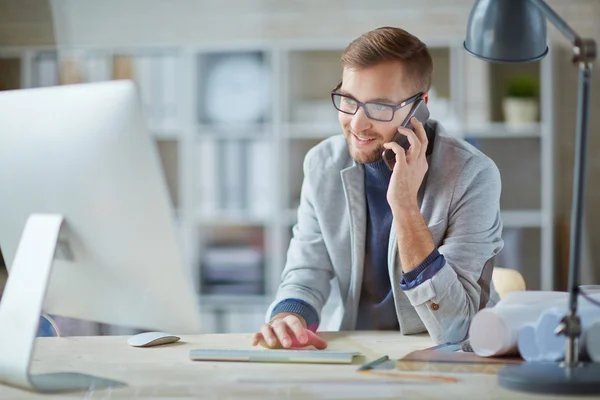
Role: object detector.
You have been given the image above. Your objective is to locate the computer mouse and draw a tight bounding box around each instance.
[127,331,181,347]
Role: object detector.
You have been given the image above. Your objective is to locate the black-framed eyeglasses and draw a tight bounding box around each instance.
[330,83,422,122]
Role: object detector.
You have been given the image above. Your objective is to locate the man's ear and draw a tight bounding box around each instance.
[422,92,429,104]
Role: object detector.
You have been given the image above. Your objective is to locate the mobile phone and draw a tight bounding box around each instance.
[382,99,430,171]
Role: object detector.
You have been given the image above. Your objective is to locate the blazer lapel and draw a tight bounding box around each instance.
[340,163,366,329]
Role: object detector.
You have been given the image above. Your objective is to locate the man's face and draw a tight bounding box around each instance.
[338,61,425,164]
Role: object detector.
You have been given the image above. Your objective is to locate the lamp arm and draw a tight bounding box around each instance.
[529,0,596,63]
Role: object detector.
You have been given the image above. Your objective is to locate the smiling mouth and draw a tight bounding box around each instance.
[352,133,376,143]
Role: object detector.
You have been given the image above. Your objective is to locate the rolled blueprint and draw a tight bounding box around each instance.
[517,324,539,360]
[499,290,568,306]
[470,291,569,357]
[518,306,600,362]
[585,321,600,362]
[470,291,600,358]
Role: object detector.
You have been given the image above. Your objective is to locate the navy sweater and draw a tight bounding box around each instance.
[356,159,397,329]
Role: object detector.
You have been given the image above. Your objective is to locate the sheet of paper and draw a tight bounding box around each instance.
[395,348,521,375]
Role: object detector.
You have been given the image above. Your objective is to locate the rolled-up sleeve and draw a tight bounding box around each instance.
[402,157,504,344]
[400,249,446,290]
[270,299,320,331]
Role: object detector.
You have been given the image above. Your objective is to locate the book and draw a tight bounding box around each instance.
[247,140,271,218]
[34,53,58,87]
[84,52,112,82]
[197,139,219,214]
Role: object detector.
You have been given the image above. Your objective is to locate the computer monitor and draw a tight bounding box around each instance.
[0,80,201,392]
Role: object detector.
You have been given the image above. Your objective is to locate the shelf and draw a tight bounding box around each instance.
[195,209,271,226]
[152,130,180,140]
[285,122,340,139]
[286,208,543,228]
[198,294,271,308]
[284,122,541,140]
[458,123,542,139]
[198,294,270,334]
[287,50,341,124]
[196,123,272,139]
[501,210,543,228]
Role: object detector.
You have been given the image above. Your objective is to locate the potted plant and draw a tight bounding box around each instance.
[502,75,540,124]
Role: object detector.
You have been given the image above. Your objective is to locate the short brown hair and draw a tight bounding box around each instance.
[341,27,433,94]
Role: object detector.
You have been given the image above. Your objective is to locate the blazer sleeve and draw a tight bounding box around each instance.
[402,156,504,344]
[265,148,334,327]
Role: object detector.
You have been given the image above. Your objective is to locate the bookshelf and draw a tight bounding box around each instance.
[0,39,556,333]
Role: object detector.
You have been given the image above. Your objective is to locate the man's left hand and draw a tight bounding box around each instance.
[383,117,429,213]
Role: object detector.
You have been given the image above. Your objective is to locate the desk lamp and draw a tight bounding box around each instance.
[464,0,599,395]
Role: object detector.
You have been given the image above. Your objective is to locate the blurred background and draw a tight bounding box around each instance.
[0,0,598,334]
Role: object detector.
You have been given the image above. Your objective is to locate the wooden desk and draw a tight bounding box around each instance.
[0,331,580,399]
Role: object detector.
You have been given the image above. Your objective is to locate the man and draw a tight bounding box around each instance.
[252,26,503,349]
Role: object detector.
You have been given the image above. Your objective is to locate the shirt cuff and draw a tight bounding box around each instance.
[400,249,446,290]
[270,298,320,331]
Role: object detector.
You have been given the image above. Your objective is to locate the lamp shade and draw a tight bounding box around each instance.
[464,0,549,63]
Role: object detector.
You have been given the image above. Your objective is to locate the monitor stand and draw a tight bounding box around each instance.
[0,214,126,393]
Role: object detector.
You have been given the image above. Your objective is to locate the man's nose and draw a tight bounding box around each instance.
[350,107,371,133]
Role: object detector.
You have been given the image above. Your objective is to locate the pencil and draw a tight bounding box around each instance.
[357,355,390,371]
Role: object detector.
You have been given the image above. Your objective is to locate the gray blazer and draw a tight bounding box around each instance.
[267,120,503,344]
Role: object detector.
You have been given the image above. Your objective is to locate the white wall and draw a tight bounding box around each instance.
[44,0,599,48]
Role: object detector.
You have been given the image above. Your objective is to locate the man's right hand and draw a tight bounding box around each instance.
[251,312,327,350]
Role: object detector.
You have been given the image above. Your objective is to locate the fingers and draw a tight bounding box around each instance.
[253,331,281,349]
[253,328,284,348]
[251,332,262,346]
[285,315,308,345]
[305,330,328,350]
[254,329,328,350]
[397,117,428,160]
[410,117,428,158]
[271,319,293,348]
[252,315,328,350]
[260,323,279,348]
[383,141,407,171]
[398,127,420,158]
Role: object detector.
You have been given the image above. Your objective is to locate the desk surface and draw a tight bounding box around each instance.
[0,331,581,399]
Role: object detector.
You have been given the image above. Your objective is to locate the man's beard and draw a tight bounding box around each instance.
[345,134,385,164]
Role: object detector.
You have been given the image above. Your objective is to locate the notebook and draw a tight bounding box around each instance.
[189,348,361,364]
